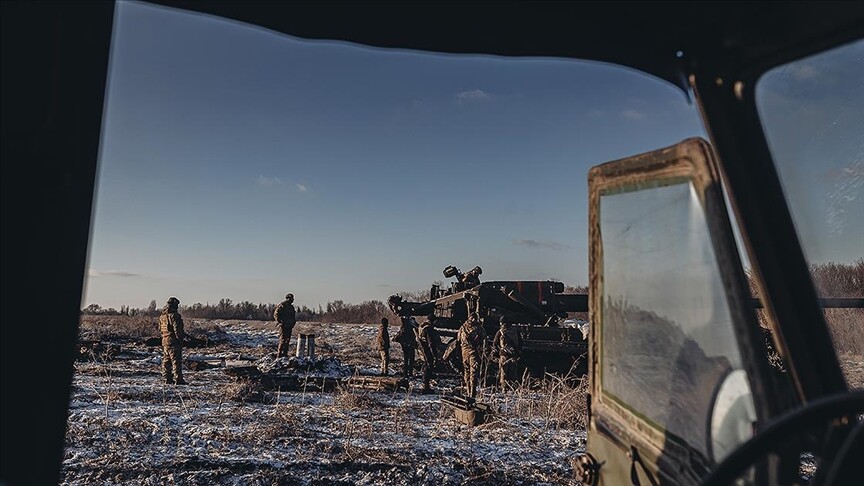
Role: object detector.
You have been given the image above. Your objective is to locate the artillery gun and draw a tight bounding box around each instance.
[388,265,589,376]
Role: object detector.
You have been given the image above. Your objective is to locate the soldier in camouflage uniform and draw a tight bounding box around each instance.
[274,293,296,358]
[416,314,441,393]
[457,313,487,399]
[460,265,482,288]
[377,317,390,376]
[159,296,186,385]
[393,316,417,378]
[493,315,523,388]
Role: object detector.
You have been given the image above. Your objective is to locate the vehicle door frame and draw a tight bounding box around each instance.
[586,138,783,485]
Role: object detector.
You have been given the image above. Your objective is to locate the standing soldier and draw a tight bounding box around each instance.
[457,313,487,399]
[393,316,418,378]
[377,317,390,376]
[416,314,440,393]
[274,293,296,358]
[159,296,186,385]
[493,315,523,388]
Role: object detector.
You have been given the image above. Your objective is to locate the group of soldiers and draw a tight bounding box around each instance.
[156,292,525,399]
[155,293,299,385]
[376,316,439,392]
[376,312,524,398]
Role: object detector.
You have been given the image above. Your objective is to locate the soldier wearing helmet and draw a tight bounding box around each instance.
[159,296,186,385]
[493,315,523,388]
[457,313,487,399]
[274,293,297,358]
[461,266,482,288]
[416,314,441,393]
[377,317,390,376]
[393,316,418,378]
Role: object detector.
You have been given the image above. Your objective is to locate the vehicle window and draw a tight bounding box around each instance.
[69,2,711,483]
[600,179,751,458]
[755,40,864,388]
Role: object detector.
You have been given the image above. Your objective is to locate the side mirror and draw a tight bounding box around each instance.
[709,369,756,463]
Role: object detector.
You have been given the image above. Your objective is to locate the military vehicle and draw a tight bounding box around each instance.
[387,265,589,375]
[5,3,862,485]
[576,138,864,486]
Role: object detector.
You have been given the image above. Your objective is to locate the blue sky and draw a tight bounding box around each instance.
[90,1,859,310]
[756,40,864,267]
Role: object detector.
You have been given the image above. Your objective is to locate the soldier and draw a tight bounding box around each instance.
[493,315,523,388]
[457,313,487,399]
[416,314,441,393]
[274,293,296,358]
[393,316,418,378]
[377,317,390,376]
[159,296,186,385]
[460,265,482,288]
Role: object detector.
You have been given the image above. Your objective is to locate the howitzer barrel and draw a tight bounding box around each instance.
[506,289,547,322]
[556,293,589,312]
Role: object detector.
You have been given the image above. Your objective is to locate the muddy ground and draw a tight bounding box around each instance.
[63,319,587,485]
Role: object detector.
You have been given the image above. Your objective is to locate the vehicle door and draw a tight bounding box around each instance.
[582,138,783,485]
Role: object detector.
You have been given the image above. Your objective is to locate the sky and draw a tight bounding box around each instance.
[83,2,860,310]
[756,39,864,266]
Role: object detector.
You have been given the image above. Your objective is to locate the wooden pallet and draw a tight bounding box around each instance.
[345,375,409,391]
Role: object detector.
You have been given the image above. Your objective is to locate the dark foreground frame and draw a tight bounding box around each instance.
[2,2,862,484]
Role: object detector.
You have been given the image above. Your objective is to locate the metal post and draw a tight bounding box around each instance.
[296,334,307,358]
[307,334,316,360]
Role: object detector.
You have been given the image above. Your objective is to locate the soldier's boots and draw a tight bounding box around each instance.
[174,378,187,385]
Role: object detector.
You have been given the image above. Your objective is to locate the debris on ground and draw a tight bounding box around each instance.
[345,375,409,392]
[77,341,121,362]
[256,355,354,378]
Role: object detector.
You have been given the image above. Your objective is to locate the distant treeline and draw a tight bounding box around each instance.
[81,284,591,323]
[747,259,863,298]
[80,291,431,324]
[79,259,862,325]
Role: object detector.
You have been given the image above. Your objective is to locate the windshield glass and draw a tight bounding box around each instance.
[600,179,750,459]
[69,1,709,483]
[756,40,864,388]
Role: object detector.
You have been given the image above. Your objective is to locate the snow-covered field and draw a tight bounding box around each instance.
[63,319,587,485]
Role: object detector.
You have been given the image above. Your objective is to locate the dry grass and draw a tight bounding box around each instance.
[220,380,275,404]
[333,387,387,410]
[747,260,864,379]
[252,405,303,441]
[824,308,864,356]
[79,315,157,342]
[79,315,229,343]
[479,369,589,431]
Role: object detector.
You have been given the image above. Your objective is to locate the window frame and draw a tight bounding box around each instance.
[587,138,780,477]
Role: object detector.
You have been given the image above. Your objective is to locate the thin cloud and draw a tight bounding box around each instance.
[88,270,142,278]
[376,284,392,288]
[789,63,818,81]
[456,89,492,104]
[621,109,646,120]
[257,175,283,187]
[512,239,573,251]
[295,183,308,192]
